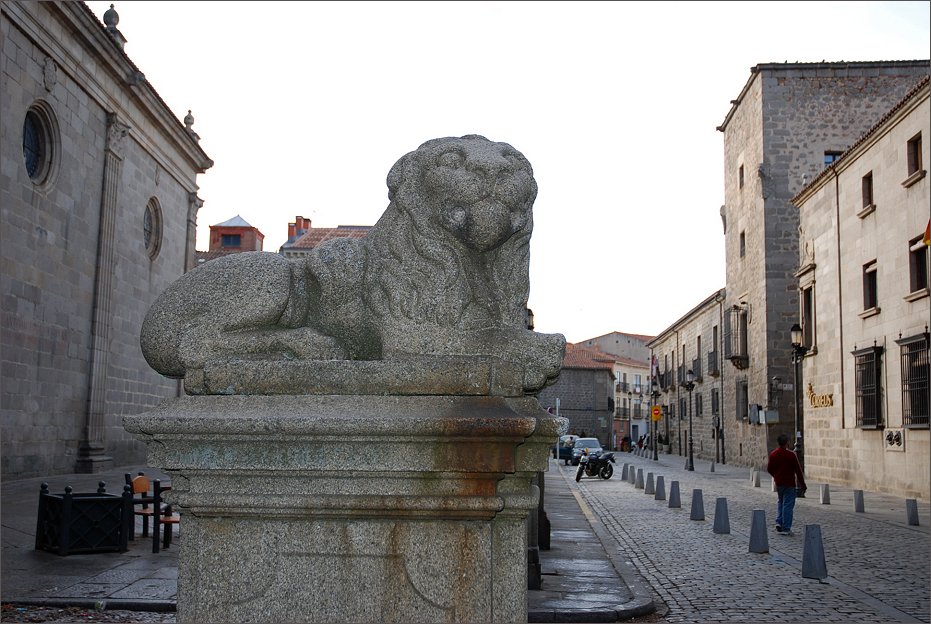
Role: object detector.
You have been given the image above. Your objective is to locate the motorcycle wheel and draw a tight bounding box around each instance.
[599,464,614,480]
[575,465,583,482]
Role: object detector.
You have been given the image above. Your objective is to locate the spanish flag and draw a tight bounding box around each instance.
[925,219,930,247]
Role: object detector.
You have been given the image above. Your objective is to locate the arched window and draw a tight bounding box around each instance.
[144,198,163,261]
[22,102,59,187]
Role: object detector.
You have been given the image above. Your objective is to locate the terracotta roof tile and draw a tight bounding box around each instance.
[562,344,616,371]
[289,225,372,249]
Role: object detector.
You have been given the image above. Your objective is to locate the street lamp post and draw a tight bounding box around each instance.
[790,323,809,474]
[638,391,644,452]
[685,369,695,471]
[676,396,682,457]
[651,388,661,461]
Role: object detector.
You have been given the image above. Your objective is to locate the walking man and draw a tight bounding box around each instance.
[767,433,807,536]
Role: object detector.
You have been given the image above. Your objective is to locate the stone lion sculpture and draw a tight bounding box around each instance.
[141,135,565,395]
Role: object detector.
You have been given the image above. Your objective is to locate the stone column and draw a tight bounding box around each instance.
[77,113,128,473]
[124,394,558,624]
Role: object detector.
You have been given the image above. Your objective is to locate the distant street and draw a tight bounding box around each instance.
[552,451,930,623]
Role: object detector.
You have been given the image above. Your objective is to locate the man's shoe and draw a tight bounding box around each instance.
[779,530,794,536]
[775,525,784,532]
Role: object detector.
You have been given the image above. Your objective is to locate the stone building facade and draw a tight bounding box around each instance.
[577,332,655,448]
[1,2,213,479]
[714,61,930,472]
[648,290,727,464]
[792,77,929,498]
[536,344,615,447]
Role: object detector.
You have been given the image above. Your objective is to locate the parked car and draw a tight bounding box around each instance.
[570,438,603,466]
[552,435,577,465]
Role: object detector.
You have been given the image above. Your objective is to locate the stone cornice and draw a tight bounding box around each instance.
[3,2,213,189]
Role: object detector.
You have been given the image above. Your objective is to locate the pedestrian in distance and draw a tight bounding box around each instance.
[767,433,807,536]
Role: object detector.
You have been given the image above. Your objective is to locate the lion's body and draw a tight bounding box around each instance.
[140,135,565,394]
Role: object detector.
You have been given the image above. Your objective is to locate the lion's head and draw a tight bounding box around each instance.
[388,134,538,253]
[362,136,537,332]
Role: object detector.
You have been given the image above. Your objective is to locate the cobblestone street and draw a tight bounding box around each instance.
[556,452,930,623]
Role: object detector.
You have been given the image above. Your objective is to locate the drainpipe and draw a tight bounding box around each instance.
[831,167,847,427]
[675,330,681,456]
[715,290,726,464]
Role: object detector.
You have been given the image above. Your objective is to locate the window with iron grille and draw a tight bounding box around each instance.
[679,398,687,420]
[736,378,748,421]
[853,346,883,428]
[711,388,720,415]
[696,393,704,416]
[897,333,929,428]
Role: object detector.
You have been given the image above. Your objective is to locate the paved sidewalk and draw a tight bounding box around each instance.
[1,460,652,622]
[1,466,178,612]
[575,449,931,623]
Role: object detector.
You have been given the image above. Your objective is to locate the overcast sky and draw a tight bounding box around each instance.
[86,1,930,343]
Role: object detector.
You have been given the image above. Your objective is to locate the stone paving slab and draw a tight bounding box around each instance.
[572,451,930,623]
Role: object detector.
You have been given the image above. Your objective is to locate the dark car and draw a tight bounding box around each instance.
[570,438,603,466]
[552,435,577,465]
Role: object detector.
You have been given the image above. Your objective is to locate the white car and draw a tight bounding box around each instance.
[570,438,603,465]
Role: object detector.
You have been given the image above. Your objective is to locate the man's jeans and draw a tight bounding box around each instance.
[776,485,797,531]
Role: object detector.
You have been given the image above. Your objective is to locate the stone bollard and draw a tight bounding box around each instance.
[684,458,689,470]
[621,463,629,482]
[668,481,681,508]
[654,476,666,501]
[802,525,828,579]
[752,471,761,488]
[645,472,655,495]
[713,497,730,534]
[635,468,645,489]
[629,464,636,484]
[749,509,769,553]
[749,469,755,483]
[690,489,705,521]
[820,483,831,505]
[854,490,865,513]
[906,499,920,526]
[710,461,715,473]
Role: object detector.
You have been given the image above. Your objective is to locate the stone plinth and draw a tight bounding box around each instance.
[124,394,558,623]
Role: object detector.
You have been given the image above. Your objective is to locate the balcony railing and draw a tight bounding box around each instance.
[692,358,702,382]
[707,350,720,377]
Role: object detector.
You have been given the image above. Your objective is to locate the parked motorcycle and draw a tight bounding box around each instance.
[575,449,616,481]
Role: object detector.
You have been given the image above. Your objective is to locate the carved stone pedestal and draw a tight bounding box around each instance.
[124,394,558,624]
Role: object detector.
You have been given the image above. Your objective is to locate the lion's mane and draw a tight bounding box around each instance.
[361,135,535,332]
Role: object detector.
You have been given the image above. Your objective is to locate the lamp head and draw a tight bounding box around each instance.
[791,323,803,347]
[686,369,694,384]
